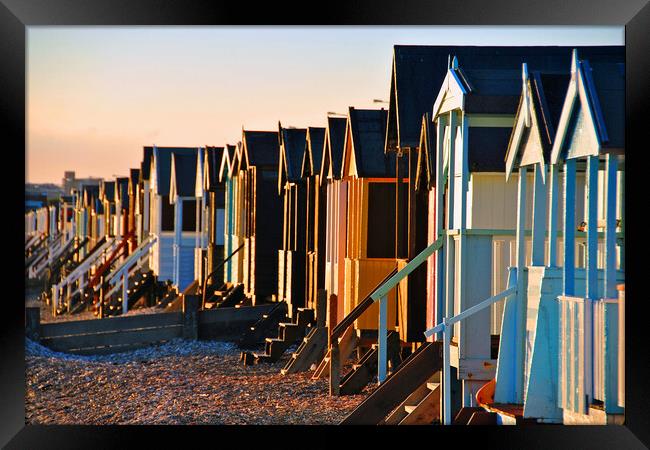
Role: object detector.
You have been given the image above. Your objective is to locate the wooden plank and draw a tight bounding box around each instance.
[340,342,442,425]
[399,383,440,425]
[43,325,183,352]
[198,304,275,325]
[40,312,183,338]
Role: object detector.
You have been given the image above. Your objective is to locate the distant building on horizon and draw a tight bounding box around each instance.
[62,170,102,195]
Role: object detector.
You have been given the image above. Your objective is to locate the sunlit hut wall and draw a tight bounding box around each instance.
[277,123,308,319]
[340,107,400,333]
[239,129,283,305]
[148,146,199,285]
[547,53,624,425]
[199,145,227,289]
[169,151,201,292]
[300,126,326,314]
[320,116,347,325]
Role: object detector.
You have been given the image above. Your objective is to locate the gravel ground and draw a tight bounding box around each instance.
[25,338,374,425]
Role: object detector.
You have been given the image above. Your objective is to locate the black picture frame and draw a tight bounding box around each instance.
[3,0,649,448]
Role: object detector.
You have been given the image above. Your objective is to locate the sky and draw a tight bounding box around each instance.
[26,26,623,184]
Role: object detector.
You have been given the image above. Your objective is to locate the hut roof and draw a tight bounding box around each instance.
[416,113,434,190]
[141,146,153,181]
[301,126,326,178]
[152,147,199,196]
[387,45,624,152]
[241,130,280,170]
[204,146,225,192]
[319,116,347,183]
[551,53,625,163]
[343,108,400,179]
[170,153,198,199]
[278,125,308,192]
[219,144,236,183]
[128,168,140,196]
[115,177,130,209]
[100,181,115,203]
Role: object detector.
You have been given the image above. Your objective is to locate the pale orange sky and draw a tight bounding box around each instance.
[26,26,623,184]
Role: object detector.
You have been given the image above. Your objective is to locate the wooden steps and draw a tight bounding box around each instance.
[339,331,400,396]
[281,326,328,375]
[340,341,443,424]
[237,301,288,349]
[312,326,357,379]
[241,307,315,366]
[382,373,440,425]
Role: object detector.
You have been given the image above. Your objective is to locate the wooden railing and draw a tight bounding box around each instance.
[423,267,517,424]
[330,267,397,342]
[201,242,245,308]
[369,234,445,383]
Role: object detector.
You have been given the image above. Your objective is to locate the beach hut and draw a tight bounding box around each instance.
[320,116,348,325]
[196,146,226,289]
[169,151,201,292]
[277,123,308,318]
[220,144,241,286]
[301,126,327,313]
[128,168,140,252]
[339,107,404,333]
[238,129,283,305]
[547,52,625,424]
[148,146,199,284]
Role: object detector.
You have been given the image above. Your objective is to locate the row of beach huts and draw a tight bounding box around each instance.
[25,44,625,426]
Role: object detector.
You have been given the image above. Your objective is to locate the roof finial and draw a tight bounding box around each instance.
[451,55,458,70]
[447,54,451,69]
[571,48,579,75]
[522,63,530,127]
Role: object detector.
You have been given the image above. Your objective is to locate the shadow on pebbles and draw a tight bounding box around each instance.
[25,338,374,425]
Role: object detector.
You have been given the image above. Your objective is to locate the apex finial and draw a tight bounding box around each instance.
[451,56,458,70]
[571,48,579,74]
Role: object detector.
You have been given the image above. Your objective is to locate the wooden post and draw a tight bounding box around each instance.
[329,339,340,396]
[378,294,388,384]
[514,166,528,402]
[122,270,128,315]
[531,163,547,266]
[182,294,200,340]
[585,155,599,405]
[563,159,576,296]
[328,294,338,344]
[25,307,41,342]
[604,155,618,298]
[548,164,559,266]
[316,289,327,329]
[435,116,446,339]
[442,319,451,425]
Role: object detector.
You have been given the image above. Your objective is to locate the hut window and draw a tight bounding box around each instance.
[366,182,397,258]
[161,195,175,231]
[182,200,197,231]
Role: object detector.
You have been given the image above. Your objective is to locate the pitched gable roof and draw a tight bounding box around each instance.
[128,168,140,196]
[203,146,225,192]
[387,45,624,153]
[170,153,198,199]
[241,130,280,170]
[551,51,625,164]
[342,108,395,178]
[278,124,307,193]
[301,127,326,178]
[219,144,236,183]
[319,116,347,183]
[505,64,570,180]
[141,146,153,181]
[152,147,199,196]
[416,113,434,190]
[115,177,130,209]
[100,181,115,203]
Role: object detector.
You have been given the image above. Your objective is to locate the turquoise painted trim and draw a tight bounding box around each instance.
[548,165,560,266]
[604,155,618,298]
[494,267,520,404]
[378,295,388,383]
